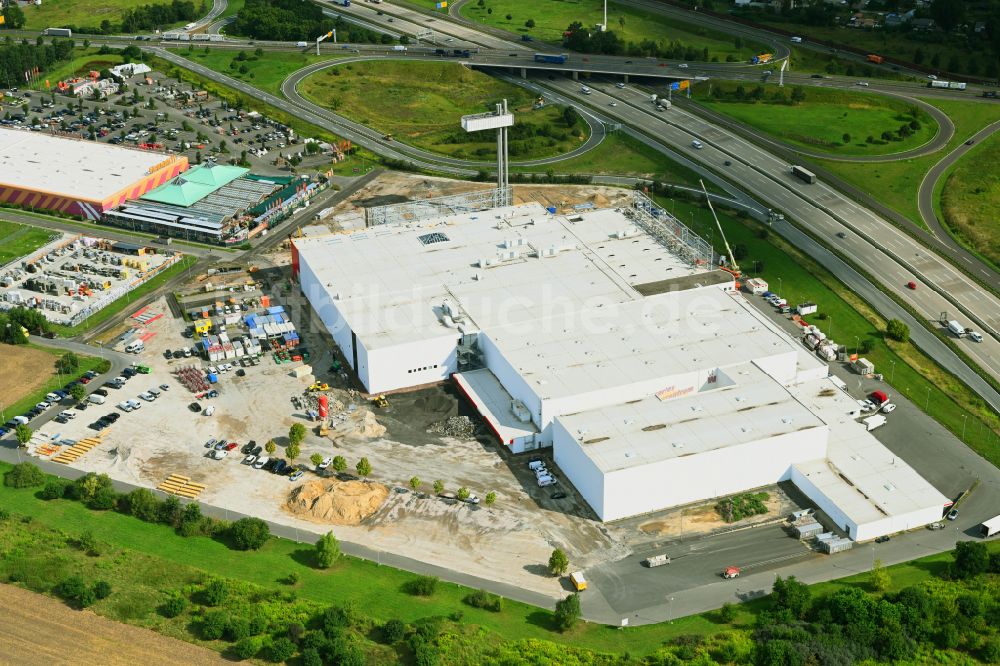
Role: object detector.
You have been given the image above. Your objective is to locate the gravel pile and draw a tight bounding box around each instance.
[429,416,476,438]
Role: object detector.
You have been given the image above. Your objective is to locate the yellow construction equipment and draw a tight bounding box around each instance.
[307,382,330,392]
[371,394,388,408]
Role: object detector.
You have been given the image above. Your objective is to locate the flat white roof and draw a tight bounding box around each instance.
[793,377,950,523]
[454,368,538,445]
[485,288,802,402]
[294,203,709,350]
[556,362,826,473]
[0,127,169,200]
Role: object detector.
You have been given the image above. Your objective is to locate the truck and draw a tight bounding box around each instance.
[863,414,887,431]
[391,45,406,51]
[43,28,73,37]
[946,320,967,337]
[645,554,671,568]
[750,53,773,65]
[534,53,568,64]
[88,394,106,405]
[948,81,967,90]
[866,54,884,64]
[569,571,587,591]
[791,165,816,184]
[979,515,1000,538]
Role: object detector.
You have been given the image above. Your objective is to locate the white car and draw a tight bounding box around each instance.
[46,392,61,402]
[615,82,625,89]
[859,399,876,413]
[36,401,51,411]
[208,366,218,374]
[211,449,228,460]
[127,399,141,410]
[203,405,215,416]
[318,456,333,469]
[927,74,937,80]
[223,363,233,372]
[139,392,155,402]
[118,401,133,412]
[968,331,983,343]
[538,476,557,487]
[678,63,689,68]
[609,101,617,106]
[243,454,256,465]
[856,81,869,87]
[58,410,77,420]
[881,402,896,413]
[252,456,269,469]
[464,494,480,505]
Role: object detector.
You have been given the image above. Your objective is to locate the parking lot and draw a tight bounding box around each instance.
[2,65,331,175]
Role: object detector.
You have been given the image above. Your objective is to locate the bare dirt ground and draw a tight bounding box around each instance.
[0,584,228,666]
[0,345,56,408]
[312,172,633,234]
[634,489,797,540]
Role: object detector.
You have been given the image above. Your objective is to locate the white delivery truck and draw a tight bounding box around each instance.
[88,394,106,405]
[863,414,886,431]
[979,515,1000,538]
[645,554,671,567]
[947,320,967,337]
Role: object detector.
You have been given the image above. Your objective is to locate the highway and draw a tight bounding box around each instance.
[536,77,1000,394]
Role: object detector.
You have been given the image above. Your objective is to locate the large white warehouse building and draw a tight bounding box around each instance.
[292,196,948,539]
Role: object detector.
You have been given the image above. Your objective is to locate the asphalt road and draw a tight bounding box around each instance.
[917,120,1000,239]
[191,0,227,32]
[539,78,1000,383]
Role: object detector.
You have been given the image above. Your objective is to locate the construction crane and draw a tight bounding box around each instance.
[699,179,741,284]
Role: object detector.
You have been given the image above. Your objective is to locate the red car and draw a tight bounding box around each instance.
[906,281,917,290]
[224,442,238,451]
[79,377,91,384]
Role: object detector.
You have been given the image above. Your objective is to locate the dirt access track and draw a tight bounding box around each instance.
[0,583,228,666]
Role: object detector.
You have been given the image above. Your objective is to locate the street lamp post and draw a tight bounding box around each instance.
[925,387,931,411]
[890,360,896,384]
[854,336,860,355]
[962,414,968,441]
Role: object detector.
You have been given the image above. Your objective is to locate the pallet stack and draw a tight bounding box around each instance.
[156,474,206,500]
[51,432,106,465]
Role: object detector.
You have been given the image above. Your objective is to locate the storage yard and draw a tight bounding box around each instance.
[0,233,181,326]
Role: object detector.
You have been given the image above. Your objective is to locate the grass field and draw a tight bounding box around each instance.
[939,131,1000,270]
[20,0,187,31]
[459,0,762,60]
[520,131,704,187]
[816,98,1000,227]
[298,60,589,160]
[661,195,999,464]
[2,344,108,420]
[0,220,58,265]
[22,52,127,94]
[0,461,996,662]
[170,47,343,96]
[51,256,197,337]
[694,82,937,156]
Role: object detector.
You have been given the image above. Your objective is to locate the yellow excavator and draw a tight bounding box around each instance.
[371,394,388,409]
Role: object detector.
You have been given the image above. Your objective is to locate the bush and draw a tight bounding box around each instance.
[56,575,96,608]
[554,593,581,632]
[233,636,261,660]
[93,581,112,599]
[301,648,322,666]
[886,319,909,343]
[464,589,503,612]
[40,479,67,500]
[159,595,187,618]
[321,603,357,631]
[267,637,296,662]
[405,576,439,596]
[202,578,230,607]
[4,462,45,488]
[315,531,340,568]
[201,610,229,640]
[229,517,270,550]
[548,548,569,575]
[225,616,253,641]
[124,488,161,522]
[382,619,406,643]
[715,492,769,523]
[87,485,118,510]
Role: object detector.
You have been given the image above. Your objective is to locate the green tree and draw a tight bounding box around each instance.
[870,558,891,592]
[310,453,324,468]
[126,488,161,522]
[2,4,26,29]
[14,424,33,448]
[548,548,569,575]
[771,575,811,618]
[525,18,535,28]
[842,133,851,144]
[382,619,406,643]
[484,491,496,506]
[952,541,990,579]
[289,423,306,446]
[433,480,444,494]
[409,476,421,491]
[553,593,580,631]
[356,457,372,479]
[886,319,909,343]
[457,486,470,501]
[229,517,270,550]
[286,441,301,464]
[332,455,347,472]
[56,352,80,374]
[4,462,44,488]
[93,581,112,599]
[265,439,277,456]
[315,531,340,568]
[718,601,737,623]
[930,0,965,31]
[69,384,87,402]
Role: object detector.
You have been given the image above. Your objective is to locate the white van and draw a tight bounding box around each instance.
[691,140,704,149]
[968,331,983,343]
[88,394,107,405]
[580,86,591,95]
[58,410,77,420]
[126,341,144,353]
[790,36,802,43]
[13,415,30,425]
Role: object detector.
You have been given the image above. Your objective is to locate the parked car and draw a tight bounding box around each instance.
[272,460,288,474]
[214,440,227,450]
[947,508,959,521]
[189,402,202,412]
[874,535,890,543]
[243,454,257,465]
[881,402,896,413]
[127,399,141,410]
[289,470,304,482]
[205,438,218,449]
[224,442,238,451]
[211,449,228,460]
[253,456,269,469]
[318,456,333,469]
[159,384,170,391]
[241,442,256,454]
[139,392,155,402]
[118,401,133,412]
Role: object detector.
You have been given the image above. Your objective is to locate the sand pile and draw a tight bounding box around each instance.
[287,480,389,525]
[356,411,386,438]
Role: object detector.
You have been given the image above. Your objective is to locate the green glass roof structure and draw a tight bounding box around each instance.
[140,162,249,207]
